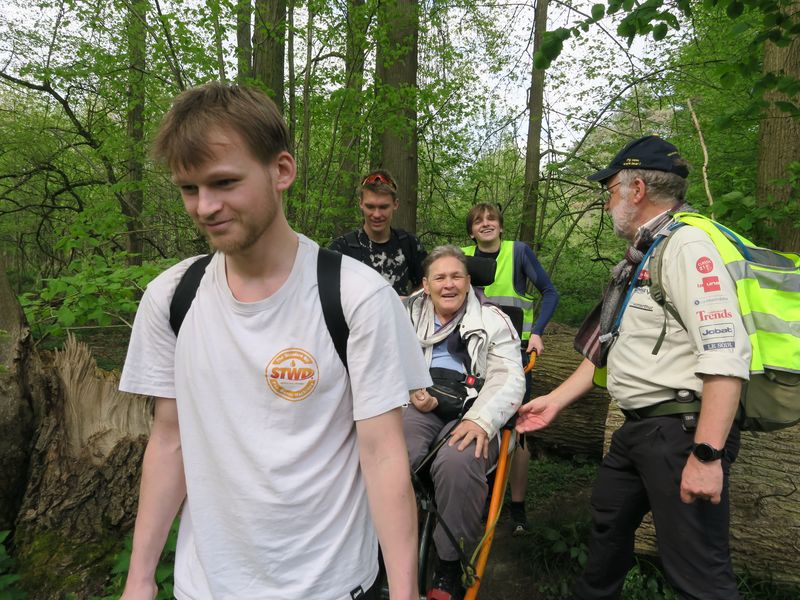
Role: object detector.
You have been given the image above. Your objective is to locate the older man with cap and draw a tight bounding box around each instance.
[516,135,751,599]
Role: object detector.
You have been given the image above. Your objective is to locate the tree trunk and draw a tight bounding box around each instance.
[253,0,286,111]
[210,0,227,81]
[756,1,800,252]
[123,0,148,267]
[236,0,253,81]
[605,394,800,584]
[296,6,315,230]
[519,0,549,247]
[376,0,419,233]
[527,323,609,458]
[287,0,296,150]
[14,336,153,598]
[0,265,36,532]
[331,0,369,235]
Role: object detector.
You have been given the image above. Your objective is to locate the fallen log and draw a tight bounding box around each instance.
[527,323,609,458]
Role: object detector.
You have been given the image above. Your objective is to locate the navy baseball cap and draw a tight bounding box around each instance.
[587,135,689,183]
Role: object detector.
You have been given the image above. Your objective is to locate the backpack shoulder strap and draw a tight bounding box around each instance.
[169,254,214,337]
[393,228,422,282]
[393,228,412,252]
[343,229,361,249]
[649,225,687,354]
[317,247,350,373]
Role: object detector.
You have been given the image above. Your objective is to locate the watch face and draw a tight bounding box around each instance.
[694,443,720,462]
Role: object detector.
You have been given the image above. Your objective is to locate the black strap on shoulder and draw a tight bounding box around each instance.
[343,229,361,249]
[168,249,349,372]
[169,254,214,336]
[317,247,350,373]
[394,228,424,285]
[341,229,365,263]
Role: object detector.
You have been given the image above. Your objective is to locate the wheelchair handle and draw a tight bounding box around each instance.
[524,350,537,374]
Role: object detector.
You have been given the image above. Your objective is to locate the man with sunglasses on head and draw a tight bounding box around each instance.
[329,170,427,296]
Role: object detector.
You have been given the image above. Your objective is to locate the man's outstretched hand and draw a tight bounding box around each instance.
[516,396,560,433]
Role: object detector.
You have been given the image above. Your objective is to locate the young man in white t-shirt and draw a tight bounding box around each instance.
[119,82,430,600]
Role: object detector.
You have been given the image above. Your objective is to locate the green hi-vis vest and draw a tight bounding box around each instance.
[646,212,800,432]
[463,240,534,340]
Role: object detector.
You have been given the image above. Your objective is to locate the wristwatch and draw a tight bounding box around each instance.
[692,442,723,462]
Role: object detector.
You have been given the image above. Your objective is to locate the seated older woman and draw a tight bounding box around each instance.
[404,244,525,599]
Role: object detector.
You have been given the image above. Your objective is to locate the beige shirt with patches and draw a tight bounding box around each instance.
[607,219,751,410]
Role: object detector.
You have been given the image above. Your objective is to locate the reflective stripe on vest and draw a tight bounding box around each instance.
[672,212,800,376]
[463,240,534,339]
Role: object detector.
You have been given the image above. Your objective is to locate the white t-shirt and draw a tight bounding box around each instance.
[607,225,751,409]
[120,234,430,600]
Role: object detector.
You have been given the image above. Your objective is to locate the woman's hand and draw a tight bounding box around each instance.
[410,388,439,413]
[449,420,490,459]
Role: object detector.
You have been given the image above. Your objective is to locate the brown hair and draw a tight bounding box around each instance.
[152,82,290,172]
[465,202,503,239]
[358,169,398,202]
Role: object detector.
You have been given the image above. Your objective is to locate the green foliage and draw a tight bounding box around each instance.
[91,519,178,600]
[0,531,25,599]
[511,455,598,599]
[19,256,174,340]
[622,559,678,599]
[737,569,800,599]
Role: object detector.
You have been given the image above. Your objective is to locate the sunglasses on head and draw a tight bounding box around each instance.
[361,173,396,190]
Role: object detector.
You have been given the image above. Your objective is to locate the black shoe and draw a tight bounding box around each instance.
[510,502,530,536]
[427,560,464,600]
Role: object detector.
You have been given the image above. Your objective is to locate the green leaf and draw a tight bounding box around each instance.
[653,23,669,40]
[775,101,799,114]
[661,11,680,29]
[726,1,744,19]
[730,20,752,35]
[591,3,605,20]
[533,51,550,70]
[155,562,173,584]
[721,191,745,202]
[720,70,738,88]
[617,19,637,39]
[56,304,76,327]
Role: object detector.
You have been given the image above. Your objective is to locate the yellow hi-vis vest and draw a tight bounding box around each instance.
[598,212,800,431]
[463,240,534,341]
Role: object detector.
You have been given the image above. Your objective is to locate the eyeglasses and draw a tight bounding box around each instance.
[600,181,622,202]
[361,173,397,190]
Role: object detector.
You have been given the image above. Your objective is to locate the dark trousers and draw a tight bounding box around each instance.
[573,415,740,600]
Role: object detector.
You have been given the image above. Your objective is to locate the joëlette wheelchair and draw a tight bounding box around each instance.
[380,256,536,600]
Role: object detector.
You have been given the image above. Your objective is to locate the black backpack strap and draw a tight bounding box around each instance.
[341,229,365,263]
[343,229,360,249]
[394,228,422,285]
[317,247,350,373]
[169,254,214,337]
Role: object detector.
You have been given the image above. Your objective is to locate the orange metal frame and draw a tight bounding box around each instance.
[463,351,536,600]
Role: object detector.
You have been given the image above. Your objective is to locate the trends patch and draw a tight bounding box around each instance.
[266,348,319,402]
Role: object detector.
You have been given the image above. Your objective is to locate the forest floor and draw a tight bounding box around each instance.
[476,453,596,600]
